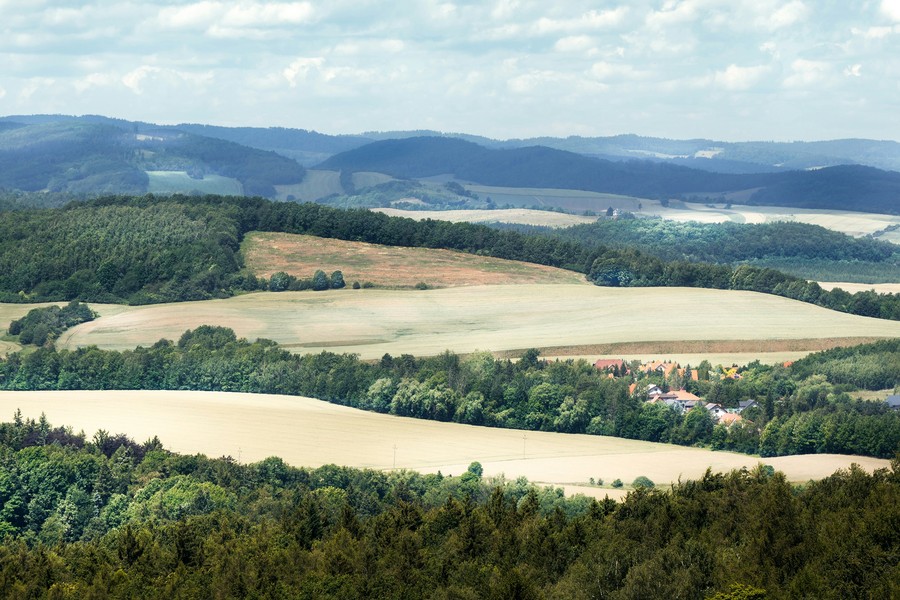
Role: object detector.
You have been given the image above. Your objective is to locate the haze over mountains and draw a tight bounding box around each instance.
[1,114,899,215]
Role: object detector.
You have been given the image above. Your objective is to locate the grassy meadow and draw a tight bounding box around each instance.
[55,284,900,359]
[242,232,587,287]
[145,170,244,195]
[274,169,343,201]
[0,390,888,499]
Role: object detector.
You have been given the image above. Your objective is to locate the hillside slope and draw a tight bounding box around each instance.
[0,120,305,197]
[319,137,900,214]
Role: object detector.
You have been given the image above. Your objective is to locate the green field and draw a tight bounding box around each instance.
[0,390,888,498]
[55,285,900,359]
[145,170,244,195]
[274,169,343,201]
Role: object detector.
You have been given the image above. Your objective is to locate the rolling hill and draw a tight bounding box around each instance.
[319,136,900,214]
[0,119,306,197]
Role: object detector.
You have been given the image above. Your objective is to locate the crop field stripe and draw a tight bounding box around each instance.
[55,285,900,359]
[0,390,888,496]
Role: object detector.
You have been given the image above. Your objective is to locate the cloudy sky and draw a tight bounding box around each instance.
[2,0,899,141]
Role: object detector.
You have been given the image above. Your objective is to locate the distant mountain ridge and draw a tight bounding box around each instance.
[0,118,305,197]
[319,136,900,214]
[0,114,898,213]
[4,114,900,172]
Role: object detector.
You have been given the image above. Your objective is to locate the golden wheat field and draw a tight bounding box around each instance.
[54,284,900,359]
[0,390,888,500]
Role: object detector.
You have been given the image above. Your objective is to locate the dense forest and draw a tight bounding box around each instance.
[2,327,897,459]
[546,219,900,283]
[0,194,899,320]
[0,122,306,198]
[0,413,897,598]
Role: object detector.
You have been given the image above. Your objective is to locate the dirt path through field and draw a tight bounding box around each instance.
[0,390,887,499]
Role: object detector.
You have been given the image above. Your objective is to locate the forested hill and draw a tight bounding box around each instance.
[1,194,899,320]
[0,121,305,197]
[543,219,900,283]
[1,413,897,598]
[319,136,900,214]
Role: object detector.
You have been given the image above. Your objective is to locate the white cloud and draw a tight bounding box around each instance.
[783,59,831,88]
[844,64,862,77]
[158,1,221,29]
[766,1,809,30]
[122,65,212,94]
[852,25,897,39]
[222,2,313,26]
[535,7,628,34]
[74,72,116,93]
[589,61,643,82]
[714,64,770,90]
[554,35,594,52]
[157,1,314,33]
[882,0,900,22]
[0,87,6,99]
[283,57,324,87]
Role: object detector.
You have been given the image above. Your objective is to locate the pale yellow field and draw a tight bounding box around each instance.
[818,282,900,294]
[374,207,598,228]
[0,390,887,497]
[56,285,900,359]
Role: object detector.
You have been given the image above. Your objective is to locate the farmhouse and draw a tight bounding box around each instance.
[886,395,900,410]
[594,358,628,374]
[641,361,679,377]
[718,413,744,426]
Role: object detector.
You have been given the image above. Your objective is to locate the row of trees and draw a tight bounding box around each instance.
[554,219,900,283]
[1,194,899,319]
[0,413,897,598]
[2,326,897,458]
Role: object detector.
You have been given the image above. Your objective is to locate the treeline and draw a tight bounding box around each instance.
[8,301,95,346]
[2,327,897,458]
[552,219,900,283]
[1,194,899,319]
[0,415,898,598]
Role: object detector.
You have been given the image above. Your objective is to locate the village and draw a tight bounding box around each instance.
[594,358,760,426]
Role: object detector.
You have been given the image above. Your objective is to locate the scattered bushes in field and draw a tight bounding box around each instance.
[8,301,95,346]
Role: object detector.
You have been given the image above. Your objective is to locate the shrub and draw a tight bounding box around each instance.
[632,476,655,489]
[612,479,623,488]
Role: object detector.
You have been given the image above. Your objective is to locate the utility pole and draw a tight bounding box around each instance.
[393,443,397,469]
[522,434,527,459]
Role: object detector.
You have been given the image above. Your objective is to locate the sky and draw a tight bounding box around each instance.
[1,0,899,141]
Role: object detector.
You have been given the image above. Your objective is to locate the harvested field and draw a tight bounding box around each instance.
[818,282,900,294]
[0,390,887,498]
[56,285,900,359]
[242,232,586,287]
[373,208,598,228]
[432,184,900,239]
